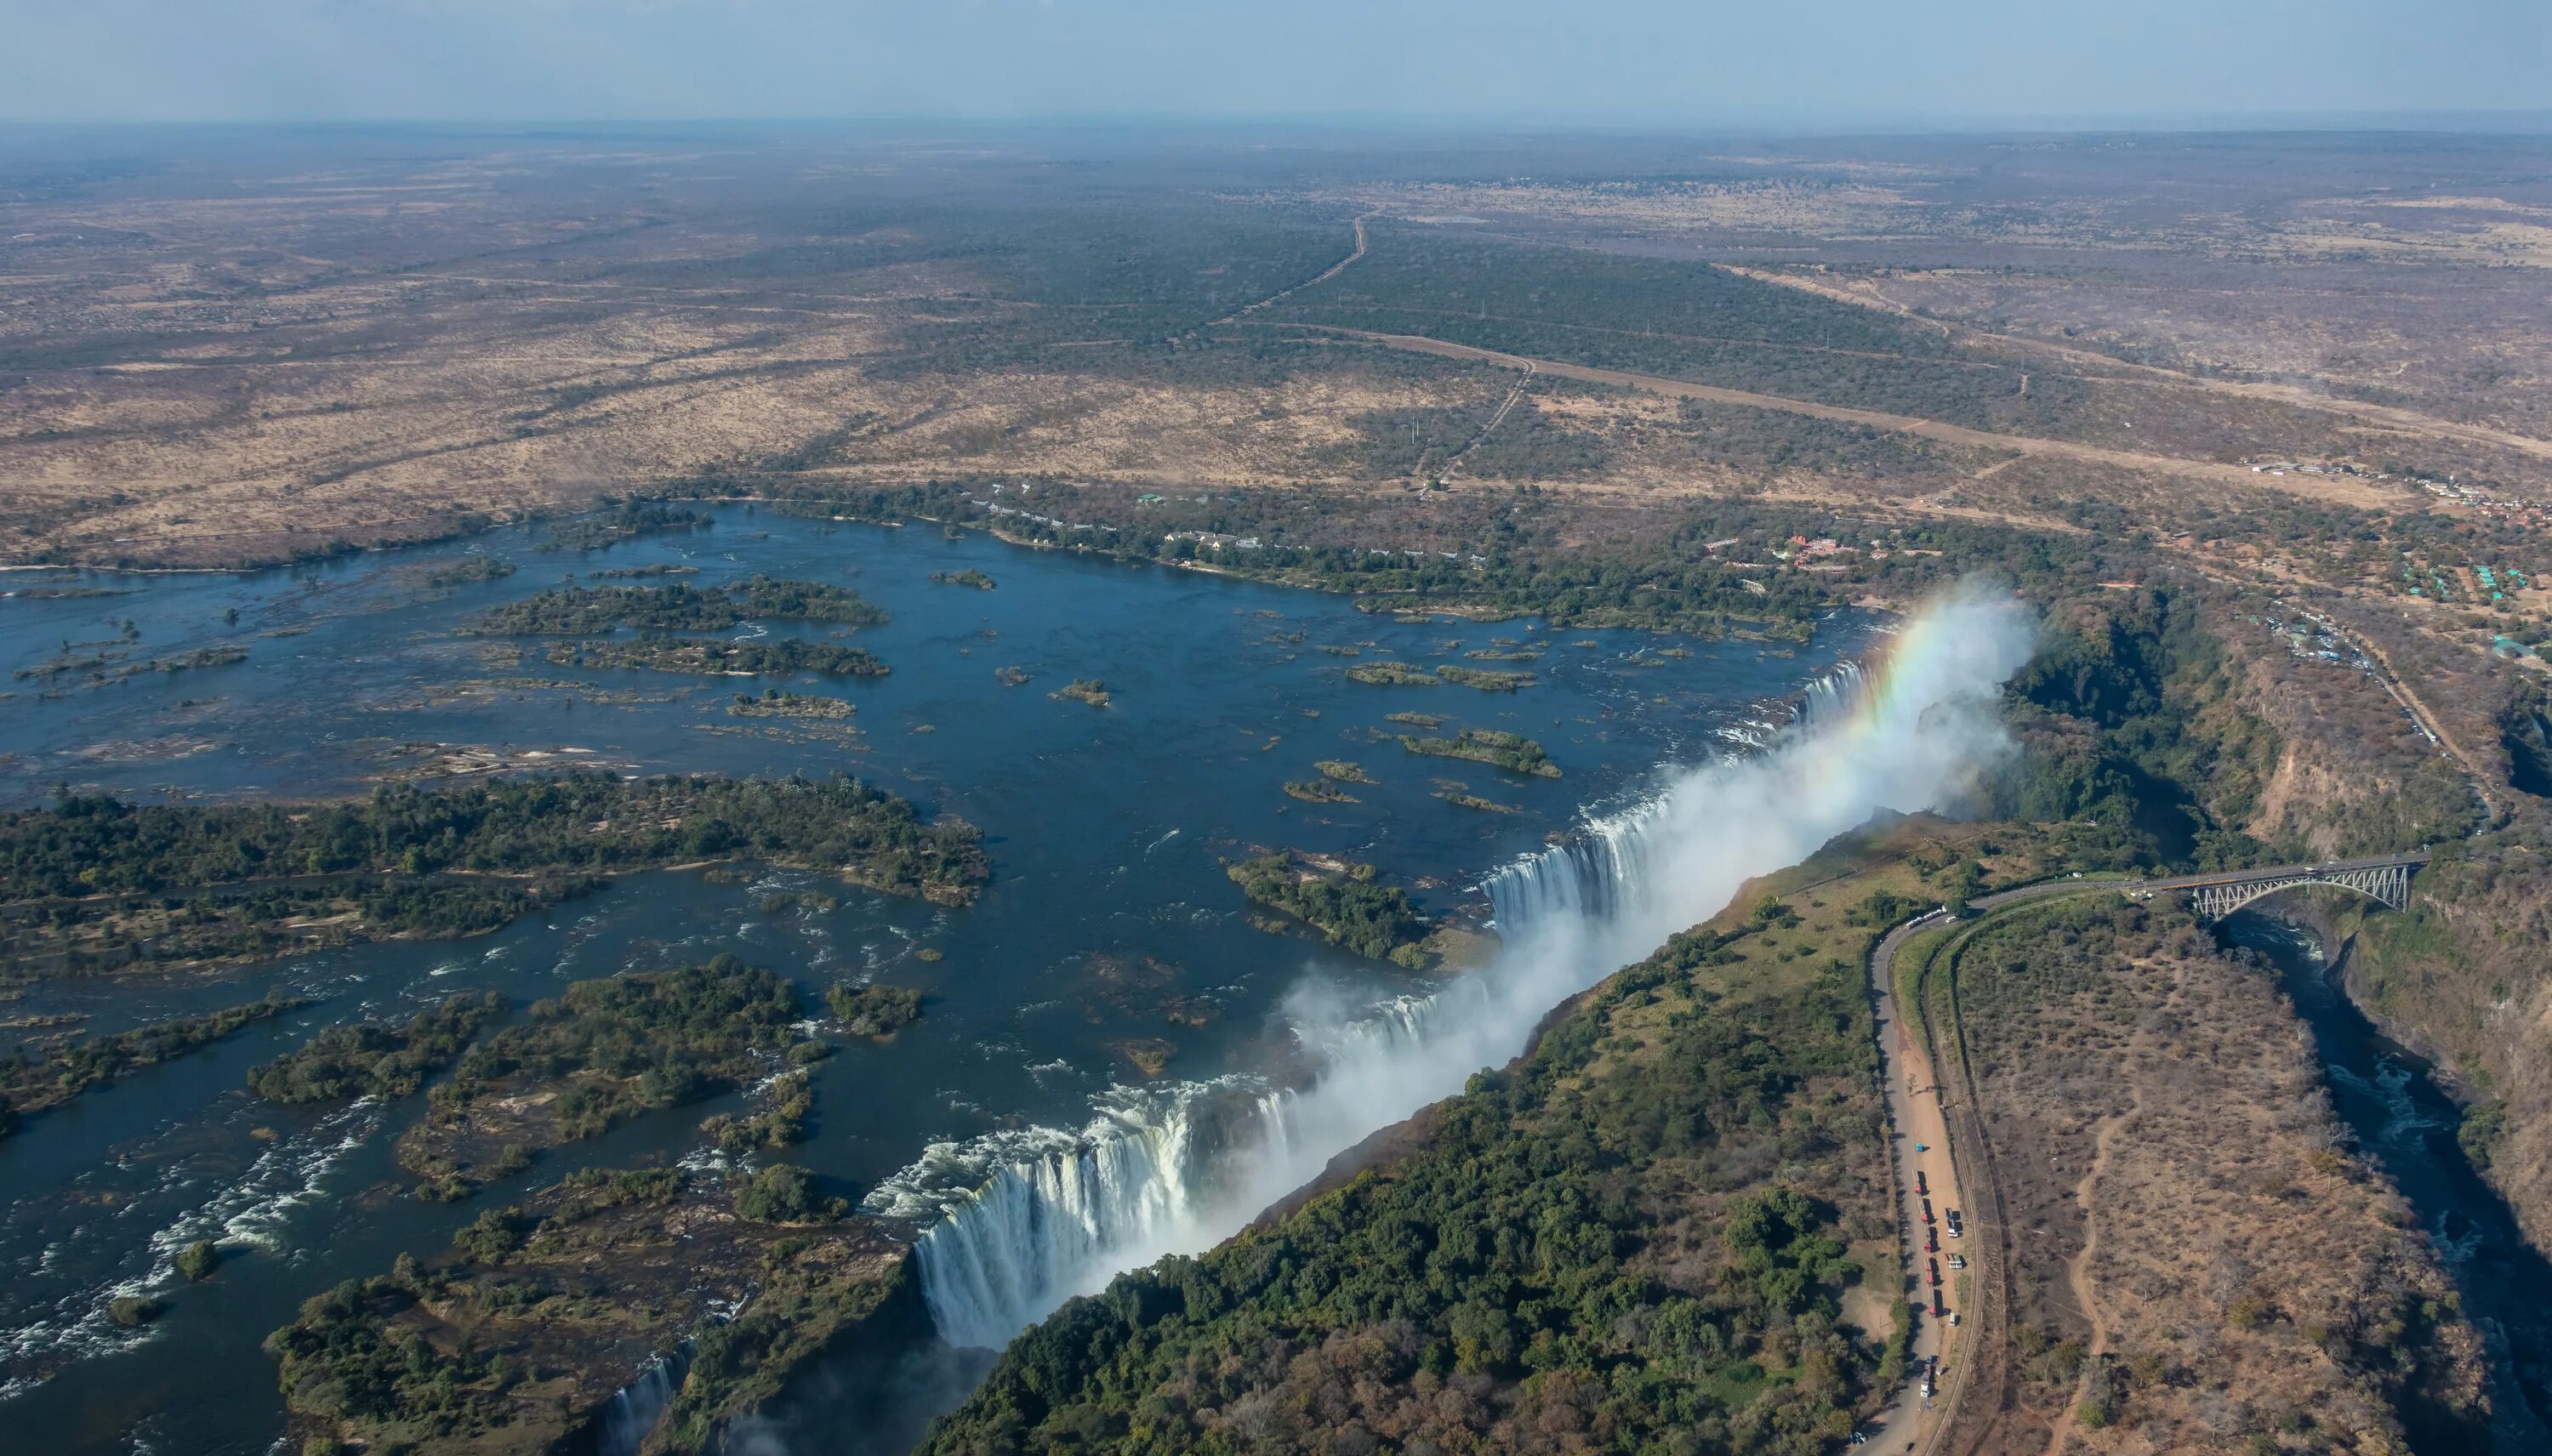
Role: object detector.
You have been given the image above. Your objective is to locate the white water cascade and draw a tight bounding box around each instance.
[879,585,2035,1351]
[590,1345,689,1456]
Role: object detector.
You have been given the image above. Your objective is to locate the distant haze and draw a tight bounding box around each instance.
[3,0,2546,126]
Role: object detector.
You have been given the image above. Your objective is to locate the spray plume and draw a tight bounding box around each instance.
[885,582,2036,1349]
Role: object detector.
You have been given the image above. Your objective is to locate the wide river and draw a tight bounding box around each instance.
[0,507,1875,1455]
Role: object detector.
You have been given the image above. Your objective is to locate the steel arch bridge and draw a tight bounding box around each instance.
[2165,853,2429,923]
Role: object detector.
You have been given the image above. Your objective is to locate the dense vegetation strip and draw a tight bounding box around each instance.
[0,772,985,978]
[542,636,889,678]
[921,888,1890,1456]
[248,992,508,1105]
[267,1164,916,1456]
[1398,727,1562,777]
[1228,852,1430,969]
[3,994,310,1135]
[396,954,820,1197]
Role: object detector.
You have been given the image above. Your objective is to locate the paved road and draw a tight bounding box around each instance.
[1865,907,1962,1453]
[1852,853,2430,1450]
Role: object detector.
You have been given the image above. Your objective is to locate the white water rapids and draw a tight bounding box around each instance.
[868,586,2035,1351]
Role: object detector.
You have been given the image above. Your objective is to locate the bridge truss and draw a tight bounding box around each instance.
[2186,861,2418,922]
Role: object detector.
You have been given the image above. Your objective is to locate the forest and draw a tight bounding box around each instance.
[920,901,1889,1456]
[1227,853,1431,968]
[1398,728,1562,778]
[248,992,509,1105]
[398,955,818,1196]
[0,771,985,977]
[542,636,890,678]
[265,1161,913,1456]
[2,993,310,1135]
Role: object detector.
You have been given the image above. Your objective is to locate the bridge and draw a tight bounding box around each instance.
[1960,850,2431,924]
[2137,851,2429,922]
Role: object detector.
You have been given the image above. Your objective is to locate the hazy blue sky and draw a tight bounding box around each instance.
[4,0,2546,125]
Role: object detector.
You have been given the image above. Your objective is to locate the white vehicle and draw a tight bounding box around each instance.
[1947,1254,1968,1270]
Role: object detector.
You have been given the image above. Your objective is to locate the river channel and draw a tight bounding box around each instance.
[2223,911,2552,1453]
[0,507,1877,1454]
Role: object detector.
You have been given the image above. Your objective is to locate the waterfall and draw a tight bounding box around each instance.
[1481,797,1669,931]
[590,1345,690,1456]
[1795,657,1867,730]
[885,585,2034,1353]
[879,1083,1296,1351]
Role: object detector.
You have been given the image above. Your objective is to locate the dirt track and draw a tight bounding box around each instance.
[1725,264,2552,466]
[1256,324,2404,506]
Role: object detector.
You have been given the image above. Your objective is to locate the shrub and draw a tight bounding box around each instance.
[110,1295,165,1327]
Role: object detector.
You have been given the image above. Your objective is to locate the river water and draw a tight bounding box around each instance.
[0,507,1883,1455]
[2223,913,2552,1451]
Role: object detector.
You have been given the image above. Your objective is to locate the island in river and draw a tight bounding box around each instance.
[0,504,1877,1456]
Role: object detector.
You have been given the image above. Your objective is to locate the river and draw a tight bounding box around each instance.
[2,506,1895,1454]
[2222,911,2552,1452]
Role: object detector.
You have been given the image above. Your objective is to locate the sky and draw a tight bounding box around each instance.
[3,0,2546,126]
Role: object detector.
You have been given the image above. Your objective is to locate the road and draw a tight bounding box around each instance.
[1866,907,1966,1453]
[1199,211,1376,332]
[1244,324,2402,507]
[1856,853,2430,1450]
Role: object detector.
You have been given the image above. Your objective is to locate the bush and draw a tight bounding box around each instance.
[826,983,922,1037]
[732,1164,847,1225]
[174,1239,220,1281]
[110,1294,165,1327]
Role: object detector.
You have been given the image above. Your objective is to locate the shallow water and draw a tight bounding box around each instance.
[0,509,1872,1454]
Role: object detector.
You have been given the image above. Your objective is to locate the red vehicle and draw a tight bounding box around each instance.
[1915,1169,1928,1196]
[1925,1227,1939,1254]
[1928,1258,1942,1288]
[1932,1290,1947,1317]
[1921,1197,1935,1225]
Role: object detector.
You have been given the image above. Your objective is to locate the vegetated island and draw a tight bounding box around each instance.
[1314,760,1374,783]
[423,556,516,589]
[1283,779,1358,805]
[396,955,823,1198]
[1052,677,1112,708]
[1434,663,1535,691]
[474,577,887,635]
[267,1163,916,1456]
[930,568,997,590]
[726,688,855,719]
[994,664,1031,686]
[1347,661,1438,687]
[1227,851,1431,970]
[248,992,507,1105]
[1434,788,1519,813]
[544,637,887,679]
[535,500,710,553]
[14,643,250,691]
[0,772,985,980]
[1399,726,1563,777]
[827,982,923,1037]
[2,994,310,1137]
[1384,710,1444,730]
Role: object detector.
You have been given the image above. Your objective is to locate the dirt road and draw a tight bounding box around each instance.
[1724,264,2552,467]
[1205,211,1376,329]
[1259,325,2401,506]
